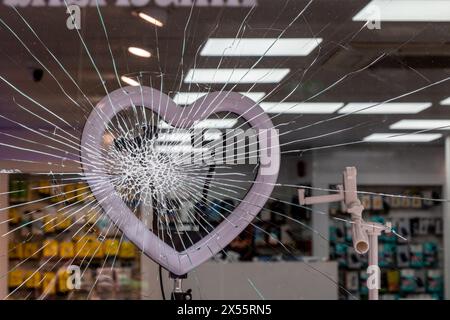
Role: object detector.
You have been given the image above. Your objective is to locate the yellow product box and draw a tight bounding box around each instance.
[38,180,51,196]
[42,272,56,295]
[92,239,104,259]
[85,211,98,224]
[42,240,59,258]
[42,215,56,233]
[8,242,23,260]
[8,208,21,224]
[63,184,77,202]
[50,189,65,204]
[75,235,96,258]
[412,197,422,208]
[75,182,87,202]
[24,270,41,289]
[23,242,40,259]
[55,212,72,231]
[8,269,24,288]
[119,241,136,259]
[103,239,120,256]
[76,183,94,203]
[401,196,412,208]
[59,241,75,259]
[57,268,70,293]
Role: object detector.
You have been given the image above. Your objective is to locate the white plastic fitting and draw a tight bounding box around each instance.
[351,220,370,254]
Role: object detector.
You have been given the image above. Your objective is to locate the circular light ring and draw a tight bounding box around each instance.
[81,86,280,275]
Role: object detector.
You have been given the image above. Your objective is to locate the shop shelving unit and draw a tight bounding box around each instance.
[4,173,142,300]
[329,185,444,300]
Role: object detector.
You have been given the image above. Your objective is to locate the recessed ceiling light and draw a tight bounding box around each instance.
[353,0,450,22]
[259,102,344,114]
[440,97,450,105]
[200,38,322,56]
[121,75,140,86]
[184,68,290,84]
[138,12,164,27]
[363,133,442,142]
[173,92,266,105]
[128,47,151,58]
[338,102,432,114]
[159,119,237,129]
[390,120,450,130]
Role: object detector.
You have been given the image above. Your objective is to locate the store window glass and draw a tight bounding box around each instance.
[0,0,448,300]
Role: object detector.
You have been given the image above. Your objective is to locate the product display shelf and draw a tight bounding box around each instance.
[329,185,443,300]
[220,186,313,262]
[6,174,142,300]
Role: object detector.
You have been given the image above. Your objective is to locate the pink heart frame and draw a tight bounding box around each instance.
[80,86,280,275]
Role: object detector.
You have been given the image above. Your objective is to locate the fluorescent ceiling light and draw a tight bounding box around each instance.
[173,92,266,105]
[363,133,442,142]
[242,92,267,102]
[159,119,237,129]
[259,102,344,114]
[440,97,450,105]
[390,120,450,130]
[184,68,290,84]
[155,145,207,153]
[194,119,237,129]
[128,47,151,58]
[200,38,322,56]
[204,130,223,141]
[138,12,164,27]
[353,1,450,22]
[173,92,207,105]
[121,75,140,86]
[157,131,222,142]
[338,102,432,114]
[157,132,191,142]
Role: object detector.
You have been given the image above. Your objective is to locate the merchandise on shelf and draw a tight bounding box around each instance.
[396,245,410,268]
[5,175,143,300]
[386,270,400,292]
[423,242,438,267]
[379,243,396,268]
[329,185,443,300]
[410,244,424,268]
[426,269,443,294]
[345,271,359,292]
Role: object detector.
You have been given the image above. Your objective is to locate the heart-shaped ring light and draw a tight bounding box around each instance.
[80,86,280,275]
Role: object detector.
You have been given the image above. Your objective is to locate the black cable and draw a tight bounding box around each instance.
[159,265,166,300]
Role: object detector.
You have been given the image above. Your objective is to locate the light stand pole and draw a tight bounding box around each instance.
[367,227,380,300]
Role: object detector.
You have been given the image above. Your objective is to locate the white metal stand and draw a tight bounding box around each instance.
[298,167,391,300]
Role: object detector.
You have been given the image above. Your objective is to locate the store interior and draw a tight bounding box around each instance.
[0,0,449,300]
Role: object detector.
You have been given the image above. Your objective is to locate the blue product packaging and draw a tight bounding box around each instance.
[400,269,416,293]
[379,243,396,268]
[410,244,424,268]
[426,269,443,294]
[423,242,438,267]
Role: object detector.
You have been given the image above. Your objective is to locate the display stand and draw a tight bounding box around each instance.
[298,167,391,300]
